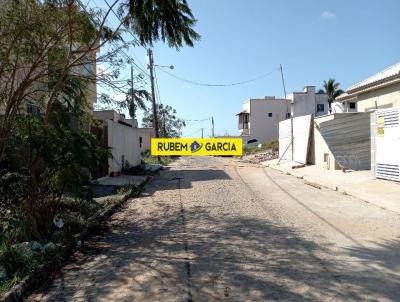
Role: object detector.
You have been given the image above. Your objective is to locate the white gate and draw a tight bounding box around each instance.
[375,108,400,181]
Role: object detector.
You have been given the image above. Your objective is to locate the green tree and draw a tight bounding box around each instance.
[0,0,200,160]
[142,104,186,138]
[318,79,344,110]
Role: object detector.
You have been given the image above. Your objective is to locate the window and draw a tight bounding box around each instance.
[349,102,356,109]
[268,112,273,117]
[286,113,291,118]
[139,136,143,148]
[27,102,40,115]
[317,104,325,112]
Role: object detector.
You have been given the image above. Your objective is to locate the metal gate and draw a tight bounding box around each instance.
[375,108,400,181]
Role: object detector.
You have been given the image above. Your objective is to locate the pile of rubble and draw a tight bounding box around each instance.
[242,150,279,164]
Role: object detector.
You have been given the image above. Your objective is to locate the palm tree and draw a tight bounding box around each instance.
[125,88,151,120]
[318,79,344,111]
[121,0,201,48]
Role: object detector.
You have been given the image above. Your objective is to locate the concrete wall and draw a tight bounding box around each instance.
[313,113,371,170]
[279,115,313,164]
[107,120,141,174]
[312,115,340,169]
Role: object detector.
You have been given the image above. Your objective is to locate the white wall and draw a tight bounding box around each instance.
[107,120,141,174]
[248,98,288,143]
[279,115,312,164]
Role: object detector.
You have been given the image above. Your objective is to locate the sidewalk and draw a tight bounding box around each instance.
[262,159,400,215]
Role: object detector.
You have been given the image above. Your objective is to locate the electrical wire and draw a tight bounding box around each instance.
[157,67,280,87]
[78,0,150,81]
[102,0,150,76]
[183,117,212,122]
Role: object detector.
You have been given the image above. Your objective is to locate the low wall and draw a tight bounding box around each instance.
[107,120,141,174]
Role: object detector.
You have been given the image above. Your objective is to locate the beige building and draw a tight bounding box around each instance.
[335,62,400,112]
[237,86,328,144]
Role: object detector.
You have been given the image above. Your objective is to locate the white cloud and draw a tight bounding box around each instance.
[318,10,336,21]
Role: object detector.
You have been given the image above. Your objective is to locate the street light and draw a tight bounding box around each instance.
[155,64,174,70]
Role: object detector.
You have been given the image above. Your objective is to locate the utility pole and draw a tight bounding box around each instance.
[130,64,136,127]
[280,64,293,161]
[211,117,214,137]
[201,128,204,138]
[147,48,160,138]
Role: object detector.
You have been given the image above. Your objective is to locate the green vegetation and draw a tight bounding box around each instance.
[242,140,279,155]
[142,104,186,138]
[318,79,344,110]
[141,151,176,166]
[0,0,199,293]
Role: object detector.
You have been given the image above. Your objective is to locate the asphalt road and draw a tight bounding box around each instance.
[28,156,400,301]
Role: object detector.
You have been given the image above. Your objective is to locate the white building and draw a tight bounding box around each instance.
[237,86,328,143]
[93,110,154,175]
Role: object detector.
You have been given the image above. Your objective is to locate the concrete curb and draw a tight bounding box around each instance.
[265,164,400,215]
[0,175,154,302]
[266,164,359,200]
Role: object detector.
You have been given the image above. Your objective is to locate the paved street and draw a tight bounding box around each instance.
[28,157,400,301]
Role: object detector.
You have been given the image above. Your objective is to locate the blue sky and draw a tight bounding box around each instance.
[95,0,400,137]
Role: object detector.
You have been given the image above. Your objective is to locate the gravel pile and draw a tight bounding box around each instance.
[241,150,278,164]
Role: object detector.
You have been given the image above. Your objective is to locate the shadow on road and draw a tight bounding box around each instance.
[29,167,400,301]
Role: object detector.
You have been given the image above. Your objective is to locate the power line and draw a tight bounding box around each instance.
[79,0,150,79]
[102,0,150,77]
[157,67,280,87]
[183,117,212,122]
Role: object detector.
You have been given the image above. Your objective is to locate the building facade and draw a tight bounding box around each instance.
[335,62,400,112]
[237,86,328,143]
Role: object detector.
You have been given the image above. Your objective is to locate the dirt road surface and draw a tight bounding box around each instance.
[27,157,400,301]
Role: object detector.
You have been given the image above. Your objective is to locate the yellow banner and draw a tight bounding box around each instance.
[151,138,243,156]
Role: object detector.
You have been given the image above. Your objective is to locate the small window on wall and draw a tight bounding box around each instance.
[268,112,273,117]
[286,113,291,118]
[27,102,40,115]
[139,136,143,148]
[349,102,356,109]
[317,104,325,112]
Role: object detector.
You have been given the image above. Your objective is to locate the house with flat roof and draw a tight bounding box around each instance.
[237,86,328,144]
